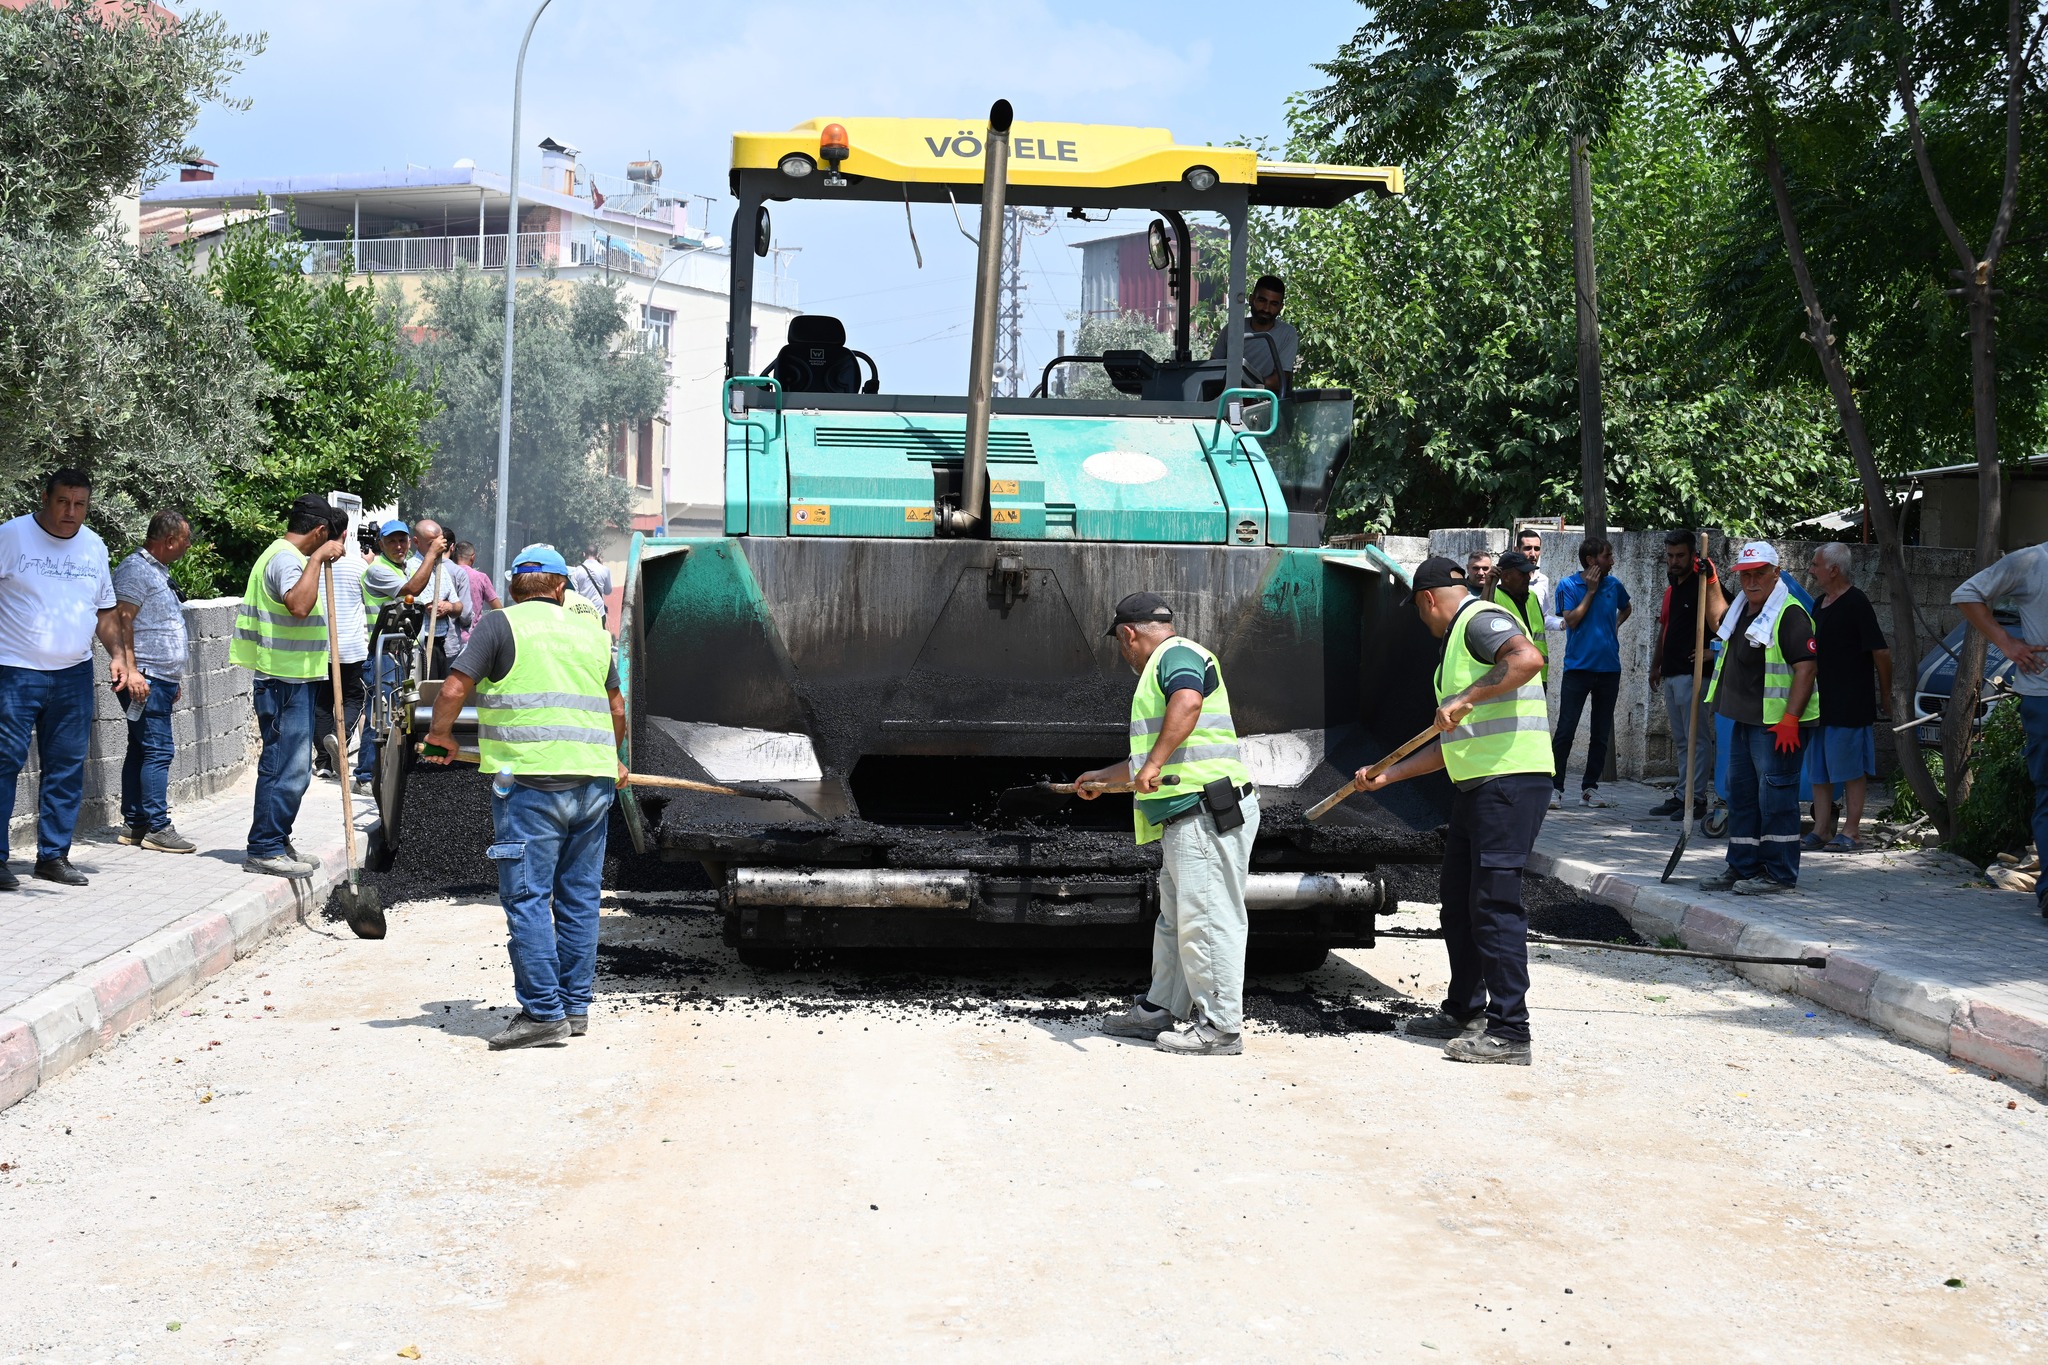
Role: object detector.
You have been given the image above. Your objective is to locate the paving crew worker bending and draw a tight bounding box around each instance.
[1353,556,1551,1065]
[422,545,626,1052]
[1081,592,1258,1056]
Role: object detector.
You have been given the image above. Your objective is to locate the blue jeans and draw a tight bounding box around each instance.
[488,779,613,1020]
[120,675,182,833]
[1552,668,1621,792]
[1726,720,1804,885]
[355,653,401,783]
[247,676,316,859]
[0,660,95,863]
[2019,696,2048,912]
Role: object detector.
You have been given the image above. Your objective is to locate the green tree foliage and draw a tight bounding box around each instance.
[196,218,437,577]
[0,1,268,558]
[1953,697,2032,864]
[405,265,666,560]
[1263,63,1847,534]
[1062,311,1175,399]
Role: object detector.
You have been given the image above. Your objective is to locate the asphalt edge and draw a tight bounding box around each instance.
[1530,850,2048,1092]
[0,822,367,1114]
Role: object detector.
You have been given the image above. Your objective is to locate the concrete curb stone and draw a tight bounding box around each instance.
[0,825,357,1114]
[1527,848,2048,1092]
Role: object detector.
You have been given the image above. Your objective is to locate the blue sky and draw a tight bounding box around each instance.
[183,0,1368,393]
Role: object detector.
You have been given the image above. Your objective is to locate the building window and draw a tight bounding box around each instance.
[641,304,674,355]
[610,423,628,481]
[636,418,655,488]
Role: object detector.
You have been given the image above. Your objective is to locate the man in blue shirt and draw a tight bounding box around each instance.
[1551,536,1632,809]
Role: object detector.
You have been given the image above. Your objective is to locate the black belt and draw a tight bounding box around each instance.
[1160,782,1254,825]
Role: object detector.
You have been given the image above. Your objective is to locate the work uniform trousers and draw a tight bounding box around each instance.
[1725,720,1803,886]
[1440,773,1551,1044]
[0,660,94,864]
[1148,794,1260,1034]
[1660,675,1716,806]
[487,778,613,1022]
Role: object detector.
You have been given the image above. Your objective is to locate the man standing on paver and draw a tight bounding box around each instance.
[1953,544,2048,917]
[421,544,625,1050]
[357,519,456,791]
[1084,592,1258,1057]
[0,468,140,890]
[1648,532,1726,826]
[1700,543,1818,896]
[1354,557,1551,1066]
[1551,536,1632,810]
[232,493,347,879]
[1805,543,1889,853]
[112,510,197,854]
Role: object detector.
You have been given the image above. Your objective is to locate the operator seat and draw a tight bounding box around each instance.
[764,314,878,394]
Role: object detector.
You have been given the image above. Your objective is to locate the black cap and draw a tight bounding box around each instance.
[1105,591,1174,636]
[1497,549,1535,573]
[290,493,334,521]
[1408,556,1468,596]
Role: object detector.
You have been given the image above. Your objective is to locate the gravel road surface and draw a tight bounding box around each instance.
[4,891,2045,1363]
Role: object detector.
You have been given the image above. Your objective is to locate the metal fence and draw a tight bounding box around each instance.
[302,232,560,276]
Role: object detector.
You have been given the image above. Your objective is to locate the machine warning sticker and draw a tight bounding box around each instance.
[791,504,831,526]
[989,479,1020,496]
[992,508,1022,524]
[904,506,934,522]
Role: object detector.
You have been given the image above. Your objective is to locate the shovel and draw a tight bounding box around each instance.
[1305,723,1444,821]
[1662,546,1712,884]
[419,744,827,821]
[323,560,384,939]
[992,774,1178,819]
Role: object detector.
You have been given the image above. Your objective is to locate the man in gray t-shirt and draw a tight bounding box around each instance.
[1208,274,1298,392]
[1954,543,2048,915]
[112,510,196,849]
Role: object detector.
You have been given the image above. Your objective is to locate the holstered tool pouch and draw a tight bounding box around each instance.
[1202,776,1246,834]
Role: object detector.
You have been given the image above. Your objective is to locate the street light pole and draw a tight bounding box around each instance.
[492,0,554,588]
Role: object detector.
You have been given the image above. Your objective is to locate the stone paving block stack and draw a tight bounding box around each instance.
[7,596,256,846]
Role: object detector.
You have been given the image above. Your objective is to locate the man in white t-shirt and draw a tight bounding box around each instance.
[0,468,139,890]
[1208,274,1298,393]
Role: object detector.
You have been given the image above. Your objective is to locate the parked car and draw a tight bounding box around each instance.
[1911,608,2021,746]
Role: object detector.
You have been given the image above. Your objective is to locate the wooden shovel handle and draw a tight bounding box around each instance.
[1042,776,1181,795]
[418,744,740,798]
[1305,724,1442,821]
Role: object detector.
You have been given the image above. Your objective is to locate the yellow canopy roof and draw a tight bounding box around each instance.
[732,117,1402,202]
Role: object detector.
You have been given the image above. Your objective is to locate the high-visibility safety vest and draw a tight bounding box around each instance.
[230,539,329,680]
[1498,585,1547,683]
[475,599,618,778]
[1705,600,1821,725]
[1126,635,1250,845]
[1436,598,1553,785]
[361,553,409,618]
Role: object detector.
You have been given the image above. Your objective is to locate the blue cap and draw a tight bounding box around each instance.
[378,519,408,538]
[511,543,569,576]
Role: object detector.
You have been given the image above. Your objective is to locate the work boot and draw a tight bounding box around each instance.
[0,863,17,892]
[1153,1022,1243,1056]
[1699,867,1744,893]
[568,1014,589,1038]
[488,1011,570,1050]
[1100,999,1173,1040]
[33,857,87,887]
[142,824,196,854]
[244,851,318,878]
[1445,1033,1531,1066]
[1733,876,1794,896]
[1648,795,1684,818]
[1404,1009,1486,1041]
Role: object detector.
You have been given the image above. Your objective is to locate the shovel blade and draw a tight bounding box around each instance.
[1660,827,1688,883]
[337,884,386,940]
[727,782,826,822]
[991,783,1069,819]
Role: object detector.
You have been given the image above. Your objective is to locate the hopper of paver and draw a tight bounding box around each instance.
[618,109,1444,967]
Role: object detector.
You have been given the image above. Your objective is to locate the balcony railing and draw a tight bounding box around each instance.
[299,230,799,307]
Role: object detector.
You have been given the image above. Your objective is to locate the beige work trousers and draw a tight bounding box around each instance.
[1146,793,1260,1033]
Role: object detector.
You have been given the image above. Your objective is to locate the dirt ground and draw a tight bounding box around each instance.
[4,891,2046,1364]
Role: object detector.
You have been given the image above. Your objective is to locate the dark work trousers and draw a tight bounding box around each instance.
[312,659,365,773]
[1439,772,1552,1043]
[1552,668,1621,792]
[1725,720,1804,886]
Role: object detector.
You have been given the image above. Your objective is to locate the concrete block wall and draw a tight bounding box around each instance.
[1424,529,1981,786]
[8,598,257,846]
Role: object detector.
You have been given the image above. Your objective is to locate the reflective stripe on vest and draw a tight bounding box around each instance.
[1126,635,1249,845]
[1435,598,1552,785]
[1705,599,1820,725]
[1499,586,1547,682]
[229,539,328,679]
[475,599,617,778]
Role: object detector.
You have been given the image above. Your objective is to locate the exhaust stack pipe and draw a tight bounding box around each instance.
[947,98,1013,536]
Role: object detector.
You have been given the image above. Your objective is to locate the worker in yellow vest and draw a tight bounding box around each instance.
[232,494,348,878]
[423,544,625,1051]
[1077,592,1257,1057]
[1354,557,1552,1066]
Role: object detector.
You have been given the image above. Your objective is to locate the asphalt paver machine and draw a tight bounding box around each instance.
[636,107,1446,965]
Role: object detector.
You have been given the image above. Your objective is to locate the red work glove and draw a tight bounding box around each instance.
[1770,715,1802,753]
